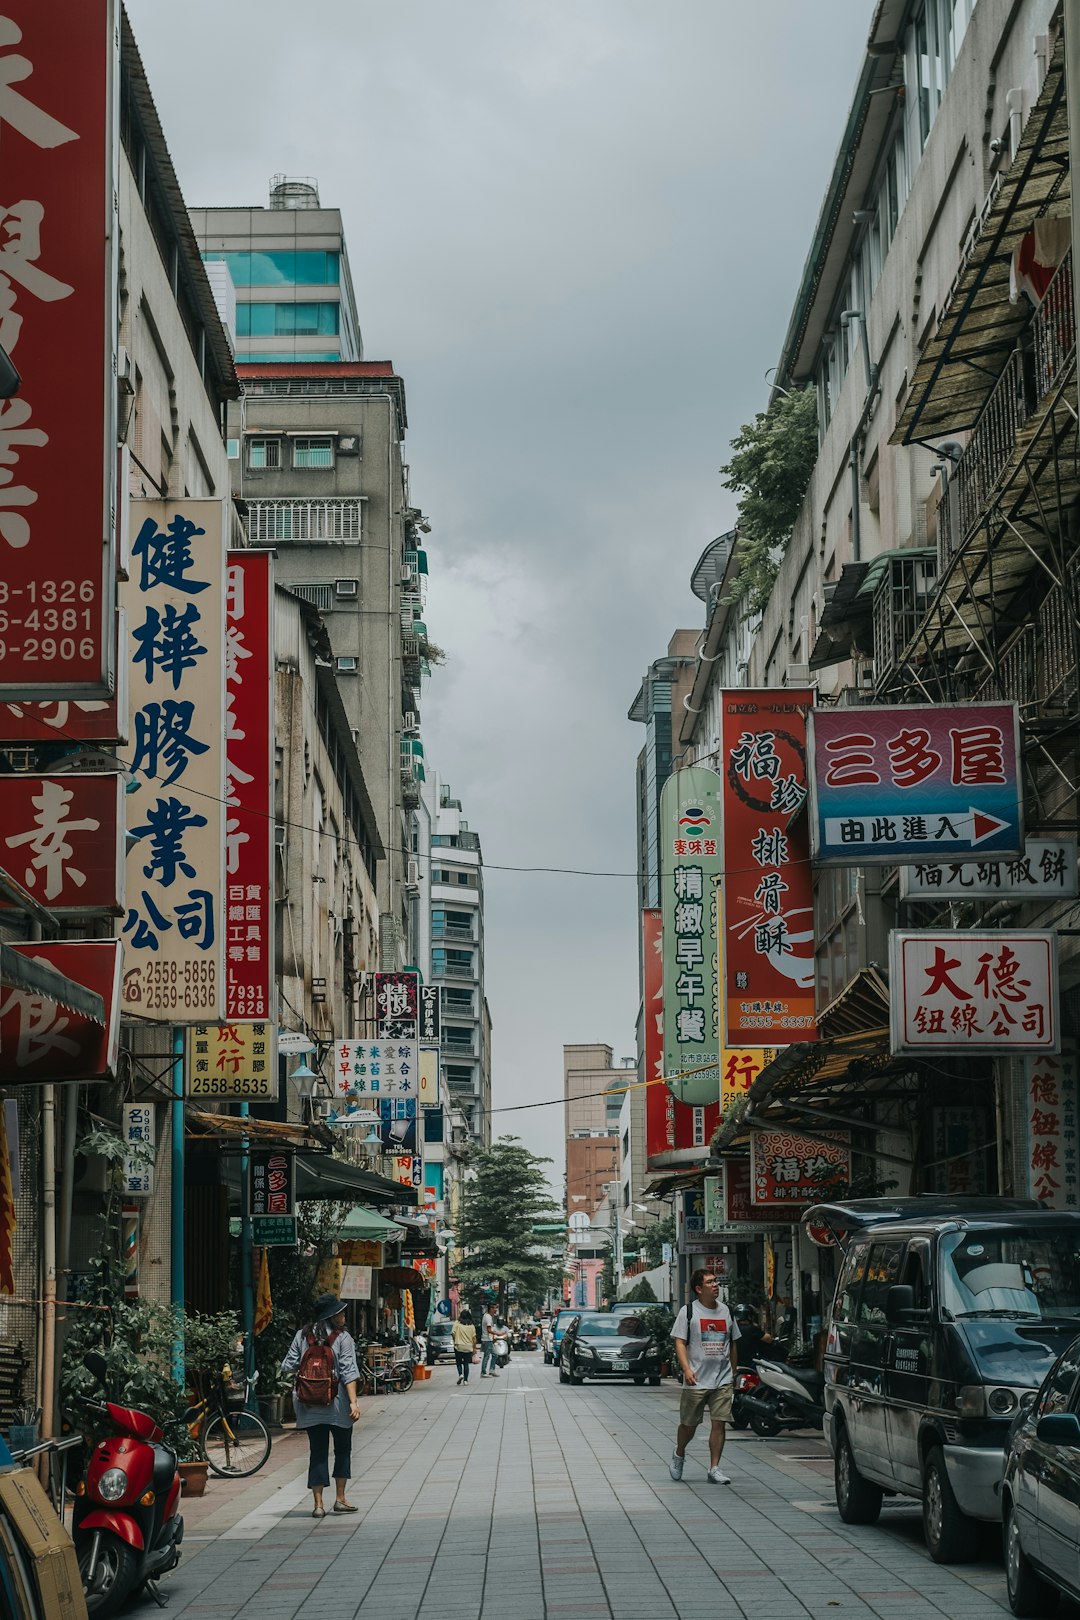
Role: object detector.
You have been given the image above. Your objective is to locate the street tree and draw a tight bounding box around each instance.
[455,1137,561,1314]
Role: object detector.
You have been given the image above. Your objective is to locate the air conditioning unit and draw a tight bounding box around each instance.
[274,824,286,846]
[406,858,421,892]
[334,578,358,598]
[335,656,358,674]
[402,712,419,735]
[786,663,810,686]
[401,564,417,586]
[337,435,360,456]
[116,345,133,395]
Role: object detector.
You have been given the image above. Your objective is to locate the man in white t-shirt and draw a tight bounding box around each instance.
[669,1268,740,1484]
[480,1308,498,1377]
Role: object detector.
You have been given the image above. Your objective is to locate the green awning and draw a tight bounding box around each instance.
[335,1205,406,1243]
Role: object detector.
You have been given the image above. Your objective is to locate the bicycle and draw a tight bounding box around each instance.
[183,1371,272,1478]
[358,1344,414,1396]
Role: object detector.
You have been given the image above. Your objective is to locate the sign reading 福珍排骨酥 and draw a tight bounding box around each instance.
[0,774,123,911]
[899,838,1077,899]
[120,500,226,1022]
[1022,1048,1078,1211]
[185,1023,277,1101]
[890,931,1058,1055]
[750,1130,849,1209]
[333,1039,418,1101]
[225,552,274,1021]
[721,691,817,1048]
[0,2,118,700]
[809,702,1021,864]
[660,767,723,1106]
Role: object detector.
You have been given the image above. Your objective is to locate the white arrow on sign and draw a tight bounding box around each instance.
[823,808,1012,849]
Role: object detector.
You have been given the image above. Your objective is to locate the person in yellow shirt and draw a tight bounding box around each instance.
[451,1309,477,1385]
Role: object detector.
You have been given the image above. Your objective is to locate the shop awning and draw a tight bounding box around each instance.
[201,1133,421,1208]
[335,1205,407,1243]
[892,33,1068,446]
[0,942,105,1023]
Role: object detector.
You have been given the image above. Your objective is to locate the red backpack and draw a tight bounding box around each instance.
[295,1329,339,1406]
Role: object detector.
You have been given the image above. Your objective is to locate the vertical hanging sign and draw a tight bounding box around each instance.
[0,2,118,697]
[660,766,723,1107]
[225,552,274,1020]
[643,908,675,1162]
[120,500,226,1021]
[720,690,817,1047]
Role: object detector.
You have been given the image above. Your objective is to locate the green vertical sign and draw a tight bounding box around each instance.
[660,765,724,1106]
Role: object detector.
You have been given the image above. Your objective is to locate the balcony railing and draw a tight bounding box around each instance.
[975,547,1080,715]
[432,923,474,942]
[439,960,476,979]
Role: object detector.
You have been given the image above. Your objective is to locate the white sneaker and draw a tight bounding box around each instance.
[490,1370,500,1377]
[669,1451,685,1481]
[707,1466,731,1484]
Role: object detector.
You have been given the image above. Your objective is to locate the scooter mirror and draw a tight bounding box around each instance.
[83,1352,108,1386]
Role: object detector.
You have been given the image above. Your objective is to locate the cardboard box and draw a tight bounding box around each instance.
[0,1467,88,1620]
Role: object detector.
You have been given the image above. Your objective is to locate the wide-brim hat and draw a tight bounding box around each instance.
[313,1293,347,1323]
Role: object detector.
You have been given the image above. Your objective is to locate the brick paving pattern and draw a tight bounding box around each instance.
[156,1357,1015,1619]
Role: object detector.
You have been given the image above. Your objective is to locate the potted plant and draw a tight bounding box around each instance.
[636,1306,676,1376]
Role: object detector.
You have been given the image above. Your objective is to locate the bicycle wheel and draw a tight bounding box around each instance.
[392,1364,414,1393]
[201,1409,271,1478]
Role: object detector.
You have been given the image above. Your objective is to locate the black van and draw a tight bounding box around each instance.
[806,1197,1080,1564]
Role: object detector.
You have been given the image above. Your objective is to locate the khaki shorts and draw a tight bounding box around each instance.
[679,1382,733,1427]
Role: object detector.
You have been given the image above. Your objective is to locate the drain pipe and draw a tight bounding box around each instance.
[840,310,880,563]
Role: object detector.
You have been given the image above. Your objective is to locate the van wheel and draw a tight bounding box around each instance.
[834,1423,882,1525]
[1004,1495,1058,1617]
[922,1445,977,1563]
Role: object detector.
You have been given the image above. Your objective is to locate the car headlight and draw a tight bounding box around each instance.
[98,1467,128,1501]
[988,1387,1018,1416]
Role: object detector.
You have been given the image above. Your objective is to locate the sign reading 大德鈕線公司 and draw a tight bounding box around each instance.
[809,702,1022,864]
[890,931,1058,1055]
[899,838,1077,899]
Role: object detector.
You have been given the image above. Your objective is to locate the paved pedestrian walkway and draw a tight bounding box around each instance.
[153,1357,1015,1620]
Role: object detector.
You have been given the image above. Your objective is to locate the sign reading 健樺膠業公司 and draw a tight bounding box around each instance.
[809,703,1022,864]
[225,553,274,1022]
[660,766,723,1107]
[721,691,817,1047]
[120,500,226,1022]
[0,3,119,699]
[890,931,1058,1055]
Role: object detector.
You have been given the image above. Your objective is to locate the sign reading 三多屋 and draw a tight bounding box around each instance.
[224,552,274,1022]
[899,838,1078,900]
[660,766,723,1106]
[186,1023,276,1101]
[375,972,418,1040]
[809,702,1022,864]
[1021,1048,1078,1211]
[120,500,226,1021]
[890,931,1059,1055]
[721,690,817,1047]
[249,1149,294,1219]
[0,1,119,699]
[333,1039,418,1100]
[750,1130,849,1209]
[0,773,123,911]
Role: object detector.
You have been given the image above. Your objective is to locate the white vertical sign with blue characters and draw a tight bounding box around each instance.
[120,501,226,1021]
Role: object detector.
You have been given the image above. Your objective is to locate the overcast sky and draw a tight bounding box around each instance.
[126,0,868,1178]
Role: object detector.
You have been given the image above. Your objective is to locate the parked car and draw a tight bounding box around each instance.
[426,1319,455,1364]
[541,1319,555,1363]
[559,1310,662,1386]
[807,1196,1080,1564]
[1001,1335,1080,1615]
[550,1310,577,1366]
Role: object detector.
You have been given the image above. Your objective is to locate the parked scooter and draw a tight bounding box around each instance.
[731,1366,761,1430]
[71,1353,184,1616]
[738,1355,826,1438]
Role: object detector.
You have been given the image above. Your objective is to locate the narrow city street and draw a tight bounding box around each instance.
[158,1359,1015,1620]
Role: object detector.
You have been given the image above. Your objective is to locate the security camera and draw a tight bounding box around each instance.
[990,137,1007,155]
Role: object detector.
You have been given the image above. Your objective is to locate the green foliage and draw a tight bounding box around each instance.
[640,1214,676,1269]
[599,1250,616,1307]
[622,1276,657,1304]
[721,386,818,615]
[253,1200,350,1396]
[636,1305,675,1367]
[454,1138,562,1312]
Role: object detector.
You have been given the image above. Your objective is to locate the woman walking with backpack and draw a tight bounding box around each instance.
[281,1294,362,1518]
[451,1309,477,1384]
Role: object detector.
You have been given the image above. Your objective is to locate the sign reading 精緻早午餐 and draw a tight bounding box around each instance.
[185,1024,277,1101]
[0,2,119,699]
[809,702,1022,864]
[120,500,226,1022]
[899,838,1077,899]
[645,906,722,1163]
[890,931,1058,1055]
[660,766,722,1106]
[225,552,274,1021]
[721,691,817,1047]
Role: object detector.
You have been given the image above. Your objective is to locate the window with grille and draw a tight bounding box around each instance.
[248,438,280,469]
[246,499,360,543]
[285,582,334,613]
[293,437,334,469]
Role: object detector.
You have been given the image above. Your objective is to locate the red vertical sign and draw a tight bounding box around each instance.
[225,553,273,1020]
[721,690,817,1047]
[0,4,117,695]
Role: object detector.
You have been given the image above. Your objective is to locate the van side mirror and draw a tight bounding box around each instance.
[1037,1412,1080,1446]
[885,1284,917,1325]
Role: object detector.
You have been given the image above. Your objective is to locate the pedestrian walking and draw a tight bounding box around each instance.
[669,1269,740,1485]
[452,1309,477,1383]
[281,1293,362,1518]
[480,1303,498,1377]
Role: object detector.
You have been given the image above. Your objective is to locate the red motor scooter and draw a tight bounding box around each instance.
[71,1353,184,1616]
